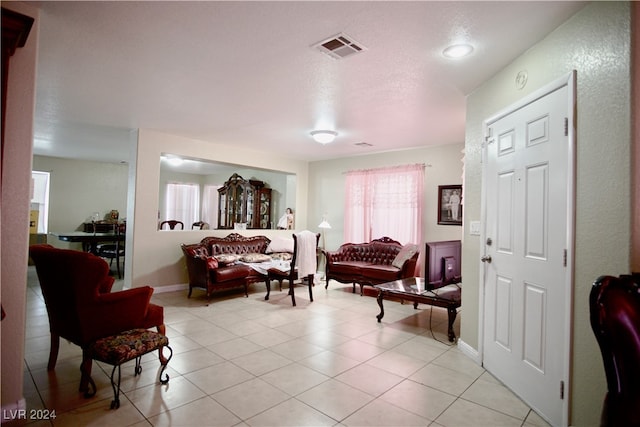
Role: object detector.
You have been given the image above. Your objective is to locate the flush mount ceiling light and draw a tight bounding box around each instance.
[442,43,474,59]
[163,155,184,167]
[310,130,338,144]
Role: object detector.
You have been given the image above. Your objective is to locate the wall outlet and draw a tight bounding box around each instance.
[470,221,481,236]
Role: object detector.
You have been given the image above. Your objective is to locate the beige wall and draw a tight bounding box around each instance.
[128,129,310,289]
[1,1,39,413]
[462,2,631,425]
[308,144,465,260]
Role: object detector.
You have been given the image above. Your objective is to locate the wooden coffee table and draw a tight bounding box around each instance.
[374,277,461,342]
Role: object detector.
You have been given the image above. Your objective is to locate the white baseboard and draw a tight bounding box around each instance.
[152,283,189,294]
[1,398,26,423]
[457,339,482,366]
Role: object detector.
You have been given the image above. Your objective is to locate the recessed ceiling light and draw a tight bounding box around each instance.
[442,44,474,59]
[310,130,338,144]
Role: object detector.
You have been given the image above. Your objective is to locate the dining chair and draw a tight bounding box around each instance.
[265,230,320,306]
[159,220,184,230]
[96,222,125,278]
[191,221,209,230]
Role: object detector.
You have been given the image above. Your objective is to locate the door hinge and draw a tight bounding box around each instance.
[563,249,567,267]
[485,127,493,142]
[564,117,568,136]
[560,380,565,399]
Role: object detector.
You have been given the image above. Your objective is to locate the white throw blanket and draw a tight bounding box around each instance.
[296,230,317,277]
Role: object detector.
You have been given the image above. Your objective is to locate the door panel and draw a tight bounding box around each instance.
[483,82,572,426]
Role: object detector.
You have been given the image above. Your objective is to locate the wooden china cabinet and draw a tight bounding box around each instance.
[217,173,272,229]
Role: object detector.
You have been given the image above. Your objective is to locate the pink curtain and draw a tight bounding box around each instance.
[344,164,424,245]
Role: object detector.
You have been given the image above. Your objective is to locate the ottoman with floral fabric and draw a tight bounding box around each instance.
[84,329,172,409]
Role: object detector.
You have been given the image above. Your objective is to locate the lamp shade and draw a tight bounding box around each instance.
[318,220,331,229]
[310,130,337,144]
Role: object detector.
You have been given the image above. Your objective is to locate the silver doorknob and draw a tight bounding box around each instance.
[481,255,492,263]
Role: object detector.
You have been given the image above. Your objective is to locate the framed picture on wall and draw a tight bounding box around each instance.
[438,185,463,226]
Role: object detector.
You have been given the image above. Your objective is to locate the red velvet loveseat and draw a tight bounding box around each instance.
[324,237,419,295]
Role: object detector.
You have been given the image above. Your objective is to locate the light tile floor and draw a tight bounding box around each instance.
[12,267,551,426]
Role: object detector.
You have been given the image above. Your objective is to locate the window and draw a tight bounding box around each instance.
[344,164,424,244]
[164,182,200,225]
[31,171,50,234]
[201,184,221,227]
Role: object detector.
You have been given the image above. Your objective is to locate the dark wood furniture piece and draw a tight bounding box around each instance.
[95,223,126,279]
[217,173,272,229]
[324,237,420,295]
[265,232,320,306]
[590,274,640,427]
[159,220,184,230]
[374,277,461,342]
[83,221,121,233]
[2,7,34,173]
[52,231,125,255]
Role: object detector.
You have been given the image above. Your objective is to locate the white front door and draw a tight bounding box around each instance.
[482,74,575,426]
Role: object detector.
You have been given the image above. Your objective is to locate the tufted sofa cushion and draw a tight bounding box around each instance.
[324,237,419,295]
[202,233,270,256]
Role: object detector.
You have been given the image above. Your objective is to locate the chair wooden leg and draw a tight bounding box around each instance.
[289,280,296,306]
[308,274,314,302]
[47,333,60,371]
[116,256,121,279]
[80,351,95,396]
[265,277,271,300]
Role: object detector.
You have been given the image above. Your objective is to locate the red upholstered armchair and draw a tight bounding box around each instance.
[590,274,640,427]
[29,244,165,394]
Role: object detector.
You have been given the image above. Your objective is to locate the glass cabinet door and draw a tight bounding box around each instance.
[257,189,272,229]
[217,173,270,229]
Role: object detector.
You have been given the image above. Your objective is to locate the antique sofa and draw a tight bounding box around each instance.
[181,233,292,298]
[324,237,419,295]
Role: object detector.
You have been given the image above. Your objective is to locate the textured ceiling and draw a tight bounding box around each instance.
[31,1,587,164]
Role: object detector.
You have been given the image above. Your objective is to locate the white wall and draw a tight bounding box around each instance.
[462,3,631,425]
[308,143,465,274]
[129,129,310,290]
[32,155,129,247]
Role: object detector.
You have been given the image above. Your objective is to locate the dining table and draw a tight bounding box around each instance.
[50,231,125,255]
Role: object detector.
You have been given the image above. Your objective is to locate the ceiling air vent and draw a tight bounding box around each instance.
[313,33,367,59]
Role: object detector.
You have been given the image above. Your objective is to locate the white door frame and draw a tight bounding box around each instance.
[478,70,576,426]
